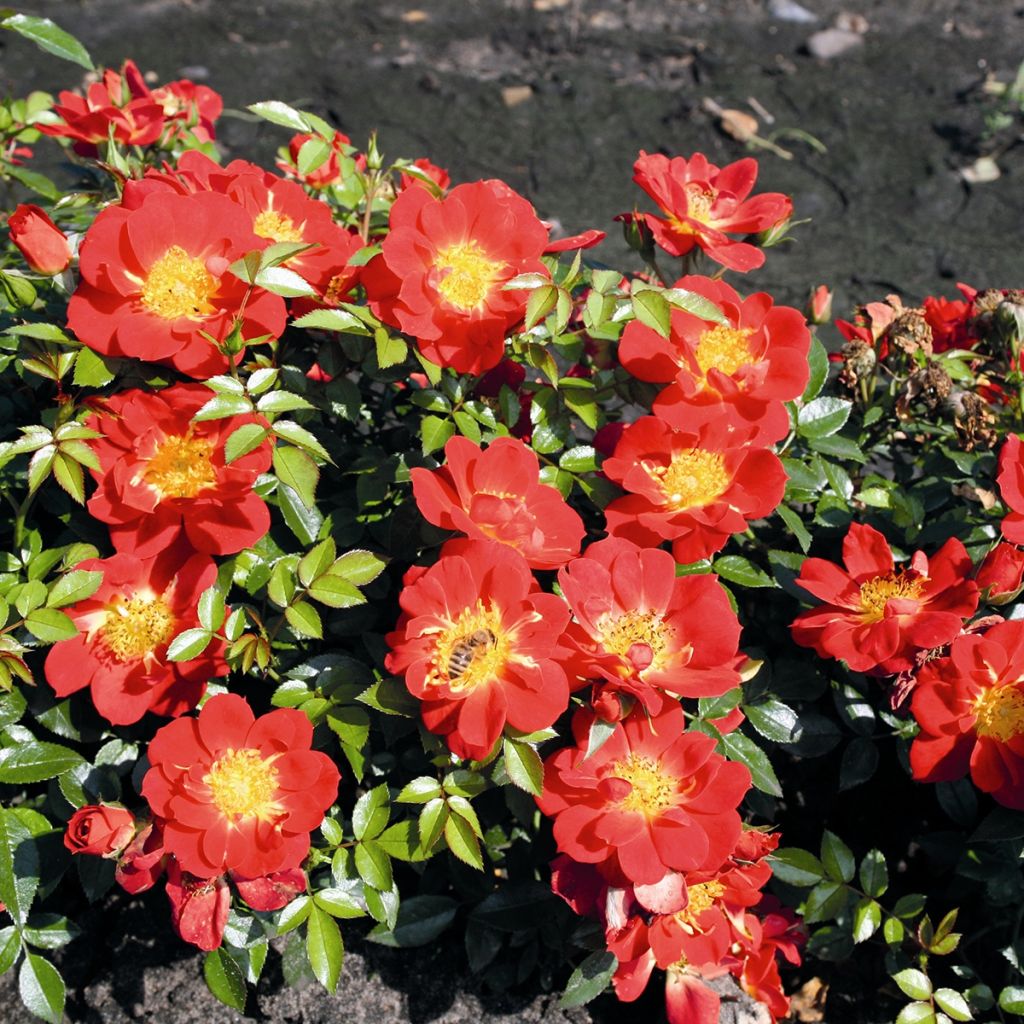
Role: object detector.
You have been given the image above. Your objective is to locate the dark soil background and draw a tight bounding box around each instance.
[1,0,1023,1021]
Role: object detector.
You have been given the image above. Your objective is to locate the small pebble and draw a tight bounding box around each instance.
[769,0,818,23]
[806,28,864,59]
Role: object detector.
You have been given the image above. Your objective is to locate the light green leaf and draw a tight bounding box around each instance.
[203,947,246,1012]
[0,809,39,925]
[2,14,93,69]
[45,569,102,609]
[502,737,544,796]
[18,953,64,1024]
[421,415,455,456]
[893,969,933,1001]
[306,905,343,994]
[285,601,323,640]
[224,423,269,465]
[559,950,617,1008]
[166,627,213,662]
[631,288,671,337]
[273,445,319,509]
[443,813,483,870]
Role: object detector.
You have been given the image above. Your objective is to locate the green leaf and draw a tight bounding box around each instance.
[776,503,812,553]
[802,336,830,402]
[292,308,369,333]
[18,953,64,1024]
[272,420,331,462]
[859,849,889,897]
[719,730,781,796]
[203,948,246,1012]
[285,601,323,640]
[367,895,457,948]
[0,809,39,925]
[838,736,879,791]
[297,538,336,587]
[821,830,855,883]
[0,742,84,783]
[274,445,319,509]
[397,777,442,804]
[770,848,825,887]
[306,904,343,994]
[247,100,312,132]
[0,926,21,976]
[712,555,777,589]
[418,798,448,853]
[999,987,1024,1013]
[296,136,332,177]
[24,914,80,950]
[352,785,390,842]
[224,423,269,465]
[166,627,213,662]
[257,390,315,415]
[797,397,852,439]
[894,969,934,1001]
[444,813,484,870]
[376,821,431,862]
[895,1003,936,1024]
[1,14,93,69]
[559,950,617,1008]
[45,569,102,609]
[802,880,848,924]
[375,330,408,369]
[197,587,226,633]
[744,699,799,743]
[331,550,387,586]
[502,737,544,796]
[71,347,117,387]
[663,287,728,324]
[934,989,973,1022]
[421,415,455,456]
[307,574,366,609]
[354,841,393,891]
[631,288,671,337]
[852,897,882,943]
[275,895,312,935]
[23,607,77,643]
[313,888,365,919]
[193,393,254,422]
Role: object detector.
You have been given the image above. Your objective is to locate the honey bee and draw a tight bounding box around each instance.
[447,629,495,679]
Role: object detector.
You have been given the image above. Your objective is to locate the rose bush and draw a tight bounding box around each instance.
[0,13,1023,1024]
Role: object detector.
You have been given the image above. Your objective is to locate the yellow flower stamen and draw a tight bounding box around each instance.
[429,602,510,693]
[140,245,217,320]
[973,684,1024,742]
[599,610,673,668]
[611,753,677,817]
[648,449,731,511]
[205,748,283,822]
[695,324,755,378]
[858,571,925,623]
[142,434,217,499]
[668,184,715,234]
[102,592,176,661]
[676,880,726,929]
[253,209,304,244]
[433,240,504,311]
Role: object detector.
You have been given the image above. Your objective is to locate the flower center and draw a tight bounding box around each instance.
[140,245,217,320]
[668,184,715,233]
[695,325,754,377]
[649,449,731,510]
[676,880,726,929]
[611,753,678,817]
[599,610,674,671]
[433,240,504,311]
[204,748,282,822]
[253,209,304,244]
[858,571,925,623]
[143,434,217,499]
[973,684,1024,742]
[430,602,510,693]
[102,592,176,661]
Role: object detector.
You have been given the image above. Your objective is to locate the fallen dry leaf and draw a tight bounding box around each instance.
[502,85,533,108]
[788,977,828,1023]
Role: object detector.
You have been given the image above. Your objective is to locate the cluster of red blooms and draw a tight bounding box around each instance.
[39,58,222,158]
[788,435,1024,810]
[386,152,802,1021]
[13,72,356,951]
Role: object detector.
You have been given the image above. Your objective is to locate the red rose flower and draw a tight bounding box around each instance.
[85,384,273,557]
[399,157,451,193]
[538,703,750,886]
[602,415,786,565]
[385,539,571,761]
[791,523,979,675]
[998,435,1024,544]
[115,822,167,894]
[618,275,810,445]
[7,204,72,275]
[38,59,165,157]
[631,151,792,272]
[558,537,742,709]
[64,805,136,858]
[67,189,286,378]
[910,621,1024,809]
[364,179,550,374]
[977,543,1024,605]
[141,694,340,879]
[411,436,585,570]
[44,546,228,725]
[150,79,223,144]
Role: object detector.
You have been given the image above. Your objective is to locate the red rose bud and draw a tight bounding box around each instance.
[808,285,833,325]
[7,204,72,275]
[115,821,166,894]
[64,805,135,858]
[977,543,1024,605]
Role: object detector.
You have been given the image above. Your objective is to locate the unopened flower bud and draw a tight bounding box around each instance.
[7,203,72,275]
